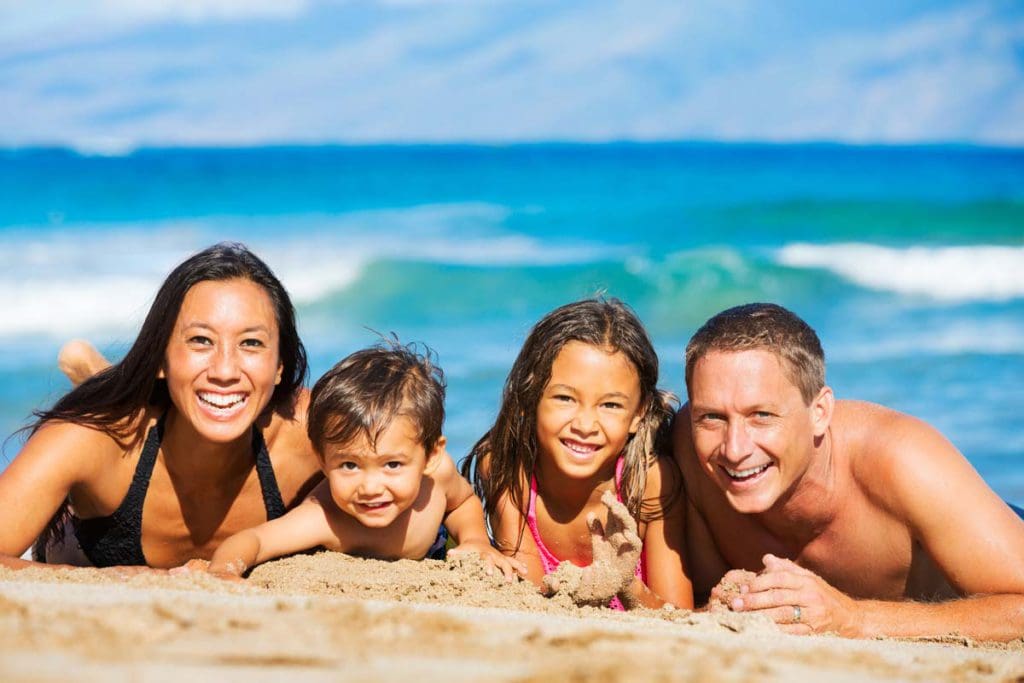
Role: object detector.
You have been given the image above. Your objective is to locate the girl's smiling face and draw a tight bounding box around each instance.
[161,278,283,444]
[535,341,643,482]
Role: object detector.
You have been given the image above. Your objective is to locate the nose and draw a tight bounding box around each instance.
[723,418,755,462]
[358,470,385,497]
[570,405,599,436]
[208,343,241,383]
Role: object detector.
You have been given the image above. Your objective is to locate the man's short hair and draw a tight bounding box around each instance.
[685,303,825,405]
[307,341,445,458]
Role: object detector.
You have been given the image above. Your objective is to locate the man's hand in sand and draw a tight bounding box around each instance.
[447,541,527,582]
[543,490,642,606]
[712,555,858,636]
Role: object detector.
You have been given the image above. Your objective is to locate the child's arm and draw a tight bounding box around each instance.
[623,457,694,609]
[207,484,337,578]
[489,491,546,586]
[433,454,526,580]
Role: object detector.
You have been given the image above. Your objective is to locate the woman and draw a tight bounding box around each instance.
[0,243,322,569]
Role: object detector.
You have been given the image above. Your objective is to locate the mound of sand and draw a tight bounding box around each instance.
[0,552,1021,682]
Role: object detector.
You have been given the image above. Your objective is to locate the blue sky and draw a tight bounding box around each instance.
[2,0,1022,150]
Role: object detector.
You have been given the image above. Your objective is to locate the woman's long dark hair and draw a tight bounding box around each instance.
[33,242,308,438]
[461,298,677,551]
[30,243,307,557]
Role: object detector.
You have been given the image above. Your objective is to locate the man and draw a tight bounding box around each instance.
[674,303,1024,640]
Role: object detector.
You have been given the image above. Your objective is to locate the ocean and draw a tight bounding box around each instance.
[1,142,1022,502]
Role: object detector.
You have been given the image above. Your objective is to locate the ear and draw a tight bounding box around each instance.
[275,361,283,386]
[422,435,446,476]
[157,363,166,379]
[810,386,834,438]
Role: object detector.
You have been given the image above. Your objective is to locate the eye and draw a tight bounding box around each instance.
[188,335,213,346]
[384,461,403,470]
[753,411,774,419]
[240,338,265,348]
[551,394,574,403]
[699,412,726,423]
[601,401,625,410]
[338,462,358,471]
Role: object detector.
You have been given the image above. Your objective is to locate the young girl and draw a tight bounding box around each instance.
[462,298,693,609]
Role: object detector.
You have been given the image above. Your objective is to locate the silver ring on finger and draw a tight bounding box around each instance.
[792,605,802,623]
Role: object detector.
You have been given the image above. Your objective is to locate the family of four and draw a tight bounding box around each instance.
[1,243,1021,640]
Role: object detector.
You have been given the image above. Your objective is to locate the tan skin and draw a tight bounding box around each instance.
[490,341,693,609]
[0,279,322,571]
[675,349,1024,640]
[207,417,523,580]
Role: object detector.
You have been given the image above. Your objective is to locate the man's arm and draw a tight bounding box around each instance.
[725,410,1024,640]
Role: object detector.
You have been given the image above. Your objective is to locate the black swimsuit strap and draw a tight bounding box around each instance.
[253,427,286,520]
[75,414,163,567]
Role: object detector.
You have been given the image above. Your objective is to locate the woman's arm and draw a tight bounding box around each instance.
[0,421,110,567]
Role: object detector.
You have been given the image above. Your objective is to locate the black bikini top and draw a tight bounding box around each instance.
[75,414,286,567]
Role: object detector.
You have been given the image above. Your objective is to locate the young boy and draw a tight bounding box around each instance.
[207,342,524,580]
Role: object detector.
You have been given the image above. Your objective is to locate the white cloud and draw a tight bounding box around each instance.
[0,0,1021,147]
[97,0,310,23]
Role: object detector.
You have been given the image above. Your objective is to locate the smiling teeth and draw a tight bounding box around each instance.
[198,392,246,408]
[563,440,599,454]
[723,463,769,479]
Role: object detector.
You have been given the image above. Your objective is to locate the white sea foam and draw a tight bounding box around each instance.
[776,243,1024,302]
[0,204,613,338]
[829,320,1024,362]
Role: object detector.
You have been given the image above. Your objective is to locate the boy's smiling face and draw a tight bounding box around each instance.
[322,415,443,528]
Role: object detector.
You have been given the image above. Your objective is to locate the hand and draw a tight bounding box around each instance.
[171,558,245,582]
[709,568,758,609]
[168,558,210,575]
[97,565,168,580]
[725,554,861,636]
[543,490,642,606]
[448,540,527,582]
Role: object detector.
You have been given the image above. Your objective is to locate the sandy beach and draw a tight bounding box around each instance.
[1,552,1021,682]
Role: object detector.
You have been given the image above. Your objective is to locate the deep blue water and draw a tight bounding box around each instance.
[1,143,1022,500]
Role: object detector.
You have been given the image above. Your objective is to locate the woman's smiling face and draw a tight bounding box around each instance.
[161,277,283,444]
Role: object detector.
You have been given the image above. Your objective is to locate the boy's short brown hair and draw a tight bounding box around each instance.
[685,303,825,405]
[307,341,446,458]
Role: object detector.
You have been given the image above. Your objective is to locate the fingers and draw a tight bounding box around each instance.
[731,587,802,613]
[762,554,814,577]
[746,570,805,594]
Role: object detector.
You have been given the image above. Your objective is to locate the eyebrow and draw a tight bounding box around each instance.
[547,383,632,400]
[182,322,273,335]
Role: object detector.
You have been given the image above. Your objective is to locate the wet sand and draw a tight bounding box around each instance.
[1,552,1022,682]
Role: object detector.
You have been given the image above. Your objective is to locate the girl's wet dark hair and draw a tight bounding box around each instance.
[461,297,678,549]
[33,241,308,435]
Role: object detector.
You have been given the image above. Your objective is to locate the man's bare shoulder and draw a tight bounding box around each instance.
[833,399,971,514]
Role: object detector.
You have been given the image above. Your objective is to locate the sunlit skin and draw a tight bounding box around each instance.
[675,348,1024,641]
[688,350,831,516]
[0,280,322,572]
[324,417,442,531]
[207,416,525,579]
[162,278,283,446]
[489,341,694,610]
[534,341,643,489]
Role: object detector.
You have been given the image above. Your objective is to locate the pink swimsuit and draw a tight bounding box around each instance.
[526,457,647,611]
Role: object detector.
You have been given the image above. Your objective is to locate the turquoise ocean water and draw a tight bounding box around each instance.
[1,143,1022,502]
